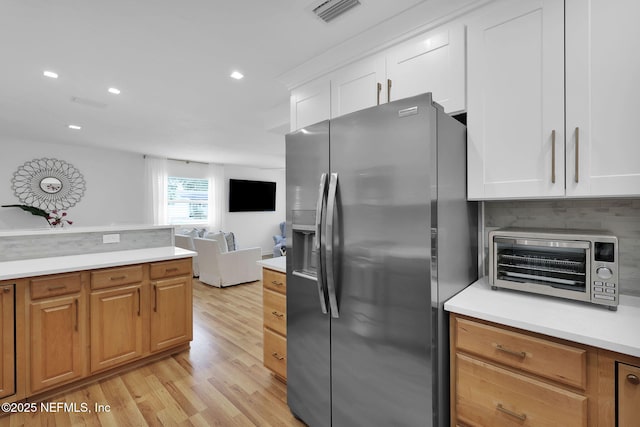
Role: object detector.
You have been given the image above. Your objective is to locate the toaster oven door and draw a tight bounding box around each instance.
[491,237,591,301]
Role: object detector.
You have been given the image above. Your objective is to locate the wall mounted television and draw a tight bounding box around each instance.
[228,179,276,212]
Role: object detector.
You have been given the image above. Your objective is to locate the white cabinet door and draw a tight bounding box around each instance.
[467,0,564,200]
[330,55,386,118]
[290,78,331,132]
[565,0,640,197]
[386,23,465,113]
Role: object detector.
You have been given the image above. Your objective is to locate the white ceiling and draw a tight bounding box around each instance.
[0,0,447,168]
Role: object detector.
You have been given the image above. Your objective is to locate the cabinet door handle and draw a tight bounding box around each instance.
[271,352,285,361]
[376,82,382,105]
[74,298,79,332]
[575,127,580,183]
[495,344,526,359]
[496,403,527,421]
[137,287,141,316]
[387,79,392,102]
[628,374,640,385]
[551,129,556,184]
[271,311,284,318]
[153,284,158,312]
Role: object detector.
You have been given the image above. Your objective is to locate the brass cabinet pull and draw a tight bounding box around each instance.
[110,275,126,281]
[271,352,285,361]
[628,374,640,385]
[3,287,11,293]
[271,280,283,287]
[48,285,66,291]
[387,79,392,102]
[165,267,179,273]
[271,311,284,318]
[153,285,158,312]
[137,288,141,316]
[575,127,580,183]
[496,403,527,421]
[376,82,382,105]
[495,344,526,359]
[551,129,556,183]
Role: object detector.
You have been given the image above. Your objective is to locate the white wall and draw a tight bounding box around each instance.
[224,166,286,256]
[0,138,145,229]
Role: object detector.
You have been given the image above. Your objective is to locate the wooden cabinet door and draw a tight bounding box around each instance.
[386,23,465,113]
[90,285,143,373]
[150,276,192,353]
[0,285,14,399]
[290,78,331,131]
[565,0,640,197]
[618,363,640,427]
[30,295,84,393]
[330,54,386,118]
[467,0,565,200]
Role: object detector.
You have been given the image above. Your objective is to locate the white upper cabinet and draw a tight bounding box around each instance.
[386,23,466,113]
[290,78,331,132]
[467,0,565,200]
[565,0,640,197]
[330,55,386,118]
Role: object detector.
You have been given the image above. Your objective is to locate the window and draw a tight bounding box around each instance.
[167,176,208,224]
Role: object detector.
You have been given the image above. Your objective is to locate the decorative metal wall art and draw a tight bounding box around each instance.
[11,158,86,210]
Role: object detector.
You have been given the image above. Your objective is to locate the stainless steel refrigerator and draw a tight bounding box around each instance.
[285,93,478,427]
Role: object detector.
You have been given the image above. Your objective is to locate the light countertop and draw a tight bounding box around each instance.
[257,256,286,273]
[0,247,196,281]
[0,224,173,237]
[445,277,640,358]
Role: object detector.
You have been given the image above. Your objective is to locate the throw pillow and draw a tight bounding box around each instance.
[204,231,228,253]
[224,232,236,251]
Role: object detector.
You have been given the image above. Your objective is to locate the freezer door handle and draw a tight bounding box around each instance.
[326,172,340,318]
[315,173,328,314]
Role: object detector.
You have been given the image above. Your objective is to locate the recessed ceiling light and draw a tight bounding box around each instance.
[108,87,121,95]
[230,71,244,80]
[43,70,58,79]
[68,124,82,130]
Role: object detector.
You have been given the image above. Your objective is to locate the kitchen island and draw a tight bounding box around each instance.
[257,257,287,382]
[446,278,640,426]
[0,227,196,405]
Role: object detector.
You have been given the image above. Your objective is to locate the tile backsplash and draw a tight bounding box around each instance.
[483,199,640,297]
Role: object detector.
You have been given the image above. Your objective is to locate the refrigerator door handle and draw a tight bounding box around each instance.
[315,173,329,314]
[325,172,340,318]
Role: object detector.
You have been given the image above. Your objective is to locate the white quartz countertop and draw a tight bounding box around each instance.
[0,247,196,281]
[445,277,640,358]
[257,256,286,273]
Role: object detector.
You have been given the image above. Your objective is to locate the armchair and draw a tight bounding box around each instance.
[193,237,261,287]
[273,221,286,257]
[175,234,199,277]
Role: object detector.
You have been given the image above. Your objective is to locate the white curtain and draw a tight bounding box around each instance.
[144,156,168,225]
[208,163,225,230]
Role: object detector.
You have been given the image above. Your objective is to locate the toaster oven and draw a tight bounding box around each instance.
[489,228,619,310]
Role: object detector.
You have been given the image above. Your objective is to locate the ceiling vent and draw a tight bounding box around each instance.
[313,0,361,23]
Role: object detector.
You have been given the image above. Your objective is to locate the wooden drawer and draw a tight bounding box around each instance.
[30,273,82,300]
[91,265,143,290]
[456,354,587,427]
[455,317,587,389]
[263,268,286,294]
[263,288,286,336]
[149,258,191,280]
[264,327,287,380]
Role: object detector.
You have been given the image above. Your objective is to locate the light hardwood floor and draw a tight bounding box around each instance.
[1,279,306,427]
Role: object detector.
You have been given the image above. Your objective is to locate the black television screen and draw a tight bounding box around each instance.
[229,179,276,212]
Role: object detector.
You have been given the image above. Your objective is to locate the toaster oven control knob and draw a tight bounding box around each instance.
[597,267,613,280]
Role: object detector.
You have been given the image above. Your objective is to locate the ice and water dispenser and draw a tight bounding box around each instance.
[291,210,318,280]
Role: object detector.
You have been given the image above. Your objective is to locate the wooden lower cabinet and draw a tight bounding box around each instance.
[29,293,86,393]
[617,362,640,426]
[0,284,15,399]
[262,267,287,382]
[90,284,143,373]
[150,275,193,352]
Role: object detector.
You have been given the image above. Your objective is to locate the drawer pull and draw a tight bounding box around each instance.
[110,275,127,281]
[48,285,67,291]
[496,403,527,422]
[3,287,11,293]
[271,281,284,287]
[271,352,285,361]
[628,374,640,385]
[166,267,179,273]
[271,311,284,318]
[495,344,526,359]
